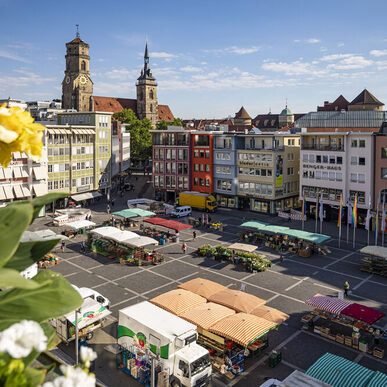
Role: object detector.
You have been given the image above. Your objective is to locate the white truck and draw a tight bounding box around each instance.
[118,301,212,387]
[72,285,110,309]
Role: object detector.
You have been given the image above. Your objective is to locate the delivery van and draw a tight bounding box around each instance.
[170,206,192,218]
[178,192,217,212]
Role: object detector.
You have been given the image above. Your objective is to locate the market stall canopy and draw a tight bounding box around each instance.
[305,294,350,315]
[71,191,102,202]
[250,305,289,325]
[305,352,375,387]
[228,243,257,253]
[150,289,207,316]
[282,370,333,387]
[208,289,265,314]
[179,302,236,331]
[360,245,387,259]
[144,217,193,232]
[65,297,111,330]
[367,371,387,387]
[341,303,385,325]
[178,278,227,299]
[64,220,96,230]
[113,208,155,219]
[91,226,124,238]
[283,229,331,244]
[123,236,158,248]
[21,229,68,242]
[240,221,269,230]
[209,313,277,347]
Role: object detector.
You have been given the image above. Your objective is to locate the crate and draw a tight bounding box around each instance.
[131,366,138,378]
[345,337,352,346]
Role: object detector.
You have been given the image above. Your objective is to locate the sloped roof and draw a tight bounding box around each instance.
[67,37,88,46]
[235,106,251,119]
[158,104,175,121]
[350,89,384,106]
[318,95,349,111]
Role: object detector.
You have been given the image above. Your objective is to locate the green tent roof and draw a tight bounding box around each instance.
[367,371,387,387]
[283,229,331,244]
[305,353,375,387]
[112,209,155,219]
[128,208,155,217]
[261,225,291,234]
[112,209,138,218]
[241,221,269,230]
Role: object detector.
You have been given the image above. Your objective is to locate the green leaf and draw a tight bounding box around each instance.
[31,192,68,223]
[4,239,60,272]
[24,366,45,386]
[0,271,83,330]
[0,268,41,289]
[0,202,33,268]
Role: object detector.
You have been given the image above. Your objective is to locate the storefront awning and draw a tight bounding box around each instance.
[0,186,6,200]
[71,191,102,202]
[33,167,46,180]
[32,184,47,197]
[367,371,387,387]
[3,168,12,179]
[305,294,350,315]
[13,167,22,178]
[305,353,375,387]
[13,185,25,199]
[3,186,14,199]
[143,217,193,232]
[341,303,385,325]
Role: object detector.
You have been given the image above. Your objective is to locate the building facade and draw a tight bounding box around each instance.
[374,130,387,206]
[236,134,300,214]
[151,127,191,202]
[111,122,131,177]
[191,132,214,194]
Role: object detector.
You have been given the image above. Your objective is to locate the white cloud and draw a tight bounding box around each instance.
[375,60,387,70]
[320,47,328,52]
[293,39,301,43]
[104,68,137,80]
[151,52,176,59]
[307,38,321,44]
[327,56,373,70]
[0,49,30,63]
[370,49,387,57]
[205,46,260,55]
[262,60,326,76]
[180,66,202,72]
[320,53,354,61]
[337,42,345,47]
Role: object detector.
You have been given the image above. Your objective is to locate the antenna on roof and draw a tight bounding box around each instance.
[75,24,80,38]
[285,98,288,108]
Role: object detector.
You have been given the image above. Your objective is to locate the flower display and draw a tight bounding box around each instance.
[0,320,47,358]
[80,346,97,368]
[43,365,96,387]
[0,104,45,167]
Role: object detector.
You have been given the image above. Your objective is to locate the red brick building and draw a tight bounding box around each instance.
[191,132,214,194]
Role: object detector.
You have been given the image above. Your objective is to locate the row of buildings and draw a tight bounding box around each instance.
[151,108,387,226]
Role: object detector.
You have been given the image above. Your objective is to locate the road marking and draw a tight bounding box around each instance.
[65,259,92,273]
[63,272,78,278]
[281,360,305,372]
[285,277,309,292]
[354,353,364,363]
[352,274,373,290]
[265,294,279,303]
[323,251,356,269]
[110,295,139,308]
[312,282,338,292]
[240,273,256,282]
[312,270,319,275]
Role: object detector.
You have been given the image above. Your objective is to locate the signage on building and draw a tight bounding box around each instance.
[302,164,342,171]
[239,161,271,167]
[275,155,283,187]
[77,185,91,193]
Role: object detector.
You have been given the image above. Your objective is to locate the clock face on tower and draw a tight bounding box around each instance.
[79,75,87,85]
[65,76,70,84]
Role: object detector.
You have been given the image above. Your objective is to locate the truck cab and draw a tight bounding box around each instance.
[72,285,110,309]
[205,198,218,212]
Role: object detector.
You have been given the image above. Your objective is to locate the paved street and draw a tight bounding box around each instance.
[31,189,387,386]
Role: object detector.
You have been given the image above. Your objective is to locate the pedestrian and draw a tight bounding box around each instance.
[80,241,86,253]
[193,231,197,240]
[60,240,65,253]
[280,254,284,263]
[182,242,187,254]
[111,199,115,208]
[242,216,246,223]
[344,281,350,298]
[107,204,111,214]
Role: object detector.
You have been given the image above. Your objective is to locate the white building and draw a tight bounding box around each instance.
[0,98,27,110]
[300,131,374,221]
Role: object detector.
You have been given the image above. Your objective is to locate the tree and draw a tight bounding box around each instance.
[113,109,152,161]
[156,118,183,130]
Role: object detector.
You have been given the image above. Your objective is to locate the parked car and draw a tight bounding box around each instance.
[170,206,192,218]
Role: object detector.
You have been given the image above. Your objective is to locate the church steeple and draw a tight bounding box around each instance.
[138,41,154,80]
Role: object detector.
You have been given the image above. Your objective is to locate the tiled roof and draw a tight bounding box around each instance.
[182,119,233,130]
[235,106,251,119]
[295,111,387,128]
[350,89,384,106]
[318,95,349,111]
[158,105,175,121]
[305,127,380,133]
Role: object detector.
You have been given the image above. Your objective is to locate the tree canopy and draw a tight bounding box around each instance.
[156,118,183,130]
[113,109,153,161]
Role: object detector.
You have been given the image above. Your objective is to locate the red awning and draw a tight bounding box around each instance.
[144,217,192,232]
[341,303,385,325]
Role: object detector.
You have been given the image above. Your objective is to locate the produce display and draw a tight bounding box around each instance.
[196,245,271,272]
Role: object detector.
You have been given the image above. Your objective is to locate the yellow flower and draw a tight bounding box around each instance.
[0,104,45,167]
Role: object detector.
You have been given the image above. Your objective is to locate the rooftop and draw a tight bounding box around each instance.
[350,89,384,106]
[235,106,251,119]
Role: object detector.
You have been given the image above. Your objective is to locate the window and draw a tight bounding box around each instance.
[205,178,210,186]
[303,171,308,178]
[183,177,189,189]
[159,176,164,187]
[165,133,176,146]
[358,174,365,183]
[351,139,358,147]
[205,150,210,158]
[359,157,365,166]
[329,172,335,181]
[200,150,204,158]
[166,149,171,160]
[205,164,210,172]
[194,150,199,158]
[359,140,365,148]
[171,149,176,160]
[48,181,52,190]
[48,165,53,173]
[351,156,357,165]
[323,155,328,163]
[194,177,198,185]
[178,149,184,160]
[195,135,209,146]
[81,61,86,71]
[153,133,164,145]
[199,178,204,186]
[308,154,315,163]
[315,171,321,179]
[350,173,357,182]
[329,156,335,164]
[381,168,387,179]
[382,148,387,158]
[337,156,342,165]
[336,173,342,181]
[199,164,204,172]
[302,154,308,162]
[154,175,159,187]
[287,167,294,175]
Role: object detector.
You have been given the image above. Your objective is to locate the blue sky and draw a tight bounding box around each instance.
[1,0,387,118]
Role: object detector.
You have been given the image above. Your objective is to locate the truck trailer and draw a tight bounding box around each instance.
[118,301,212,387]
[178,192,217,212]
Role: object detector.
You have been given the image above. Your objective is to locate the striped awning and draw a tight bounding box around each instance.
[306,294,350,315]
[367,371,387,387]
[209,313,277,347]
[250,305,289,325]
[305,353,375,387]
[178,278,227,299]
[208,289,265,313]
[179,302,235,330]
[150,289,207,316]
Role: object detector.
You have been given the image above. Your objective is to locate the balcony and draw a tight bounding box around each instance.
[301,144,344,151]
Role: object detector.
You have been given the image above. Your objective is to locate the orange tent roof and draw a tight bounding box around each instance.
[208,289,265,313]
[250,305,289,325]
[179,302,235,330]
[178,278,227,299]
[150,289,207,316]
[210,313,277,347]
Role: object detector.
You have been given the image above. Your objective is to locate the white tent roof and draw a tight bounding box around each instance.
[280,370,333,387]
[90,226,122,238]
[360,245,387,259]
[228,243,258,253]
[65,220,96,230]
[122,236,158,247]
[110,230,139,243]
[21,229,68,242]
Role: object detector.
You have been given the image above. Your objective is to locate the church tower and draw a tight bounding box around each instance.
[62,27,93,111]
[136,42,158,127]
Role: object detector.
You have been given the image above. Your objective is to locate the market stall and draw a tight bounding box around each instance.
[88,227,162,266]
[112,209,156,228]
[302,294,385,359]
[360,246,387,277]
[249,305,289,325]
[53,208,91,226]
[142,217,192,244]
[61,219,96,238]
[177,278,227,298]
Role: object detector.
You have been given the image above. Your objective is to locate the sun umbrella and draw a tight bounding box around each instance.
[208,289,265,313]
[150,289,207,316]
[209,313,277,347]
[250,305,289,325]
[179,302,236,330]
[178,278,227,299]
